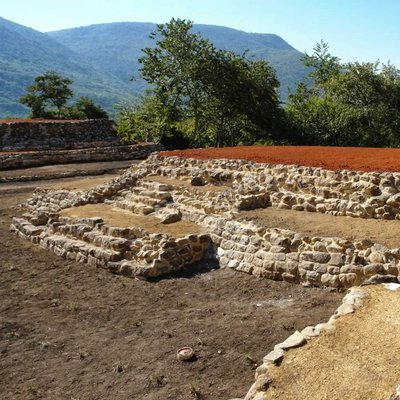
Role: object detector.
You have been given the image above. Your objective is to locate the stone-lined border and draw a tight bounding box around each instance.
[236,284,400,400]
[11,214,211,279]
[10,154,400,287]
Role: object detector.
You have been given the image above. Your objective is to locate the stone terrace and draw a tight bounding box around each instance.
[11,153,400,287]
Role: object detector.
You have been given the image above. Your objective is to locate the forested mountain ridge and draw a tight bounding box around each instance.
[0,17,308,117]
[0,17,135,116]
[49,22,309,101]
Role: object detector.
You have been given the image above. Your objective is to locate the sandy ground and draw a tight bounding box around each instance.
[240,207,400,249]
[0,174,342,400]
[264,285,400,400]
[60,203,205,236]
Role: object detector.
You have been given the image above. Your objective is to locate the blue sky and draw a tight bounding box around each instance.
[2,0,400,66]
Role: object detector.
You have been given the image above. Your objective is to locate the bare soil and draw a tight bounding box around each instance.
[60,203,205,236]
[265,285,400,400]
[161,146,400,172]
[240,208,400,249]
[0,174,342,400]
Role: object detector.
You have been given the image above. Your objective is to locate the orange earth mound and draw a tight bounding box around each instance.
[160,146,400,173]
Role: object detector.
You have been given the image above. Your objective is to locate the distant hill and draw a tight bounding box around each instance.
[0,17,309,117]
[0,17,135,117]
[48,22,309,102]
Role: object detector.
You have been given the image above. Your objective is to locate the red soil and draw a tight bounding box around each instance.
[160,146,400,173]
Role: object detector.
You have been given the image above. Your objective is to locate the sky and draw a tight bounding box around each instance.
[2,0,400,67]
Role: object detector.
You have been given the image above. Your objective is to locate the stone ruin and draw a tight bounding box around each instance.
[0,119,159,170]
[10,152,400,400]
[11,153,400,286]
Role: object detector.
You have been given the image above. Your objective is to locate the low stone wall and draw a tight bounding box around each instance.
[11,215,210,279]
[0,143,160,170]
[180,211,400,289]
[147,154,400,220]
[10,154,400,287]
[0,119,118,151]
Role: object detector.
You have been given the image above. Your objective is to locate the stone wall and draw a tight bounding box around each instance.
[0,143,160,170]
[148,155,400,220]
[0,119,118,151]
[10,154,400,287]
[11,215,210,279]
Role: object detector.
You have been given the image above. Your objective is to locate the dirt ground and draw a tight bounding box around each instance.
[60,203,205,236]
[161,145,400,172]
[264,285,400,400]
[240,207,400,249]
[0,160,137,185]
[0,174,343,400]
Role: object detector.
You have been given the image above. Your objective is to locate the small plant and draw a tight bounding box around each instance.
[189,382,202,399]
[68,302,80,312]
[27,382,42,397]
[39,340,49,350]
[245,354,258,369]
[113,361,128,373]
[147,374,167,387]
[77,349,89,360]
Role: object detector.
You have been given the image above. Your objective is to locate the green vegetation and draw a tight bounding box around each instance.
[117,19,283,148]
[0,17,135,117]
[20,71,108,119]
[3,15,399,149]
[48,21,309,103]
[287,41,400,147]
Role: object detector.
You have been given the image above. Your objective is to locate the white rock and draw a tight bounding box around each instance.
[275,330,306,350]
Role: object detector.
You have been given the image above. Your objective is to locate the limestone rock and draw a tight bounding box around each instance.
[263,348,284,366]
[276,330,306,350]
[254,373,273,391]
[160,210,182,224]
[301,325,321,339]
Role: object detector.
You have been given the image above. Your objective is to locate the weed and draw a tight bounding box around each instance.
[27,382,42,397]
[147,374,167,387]
[113,361,127,373]
[68,302,80,312]
[39,340,49,350]
[245,354,258,369]
[189,382,202,399]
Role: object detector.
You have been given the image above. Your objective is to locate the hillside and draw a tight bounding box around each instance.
[0,17,135,117]
[48,22,309,101]
[0,17,309,117]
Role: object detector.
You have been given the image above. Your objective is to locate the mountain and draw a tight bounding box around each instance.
[0,17,309,117]
[0,17,135,117]
[48,22,309,102]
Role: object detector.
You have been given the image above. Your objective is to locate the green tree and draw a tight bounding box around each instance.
[20,71,73,118]
[20,71,109,120]
[120,18,283,147]
[287,42,400,147]
[70,97,109,119]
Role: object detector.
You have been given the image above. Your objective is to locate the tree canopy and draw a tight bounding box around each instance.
[20,71,109,120]
[287,41,400,147]
[118,18,283,147]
